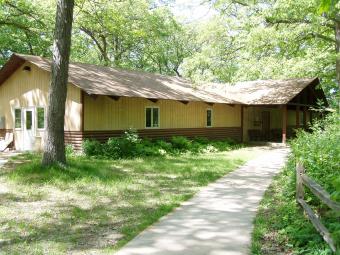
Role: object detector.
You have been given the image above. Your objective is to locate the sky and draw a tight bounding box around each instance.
[170,0,217,23]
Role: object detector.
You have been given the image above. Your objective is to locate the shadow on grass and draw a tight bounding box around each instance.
[4,155,130,185]
[0,200,179,254]
[0,151,250,254]
[4,153,245,188]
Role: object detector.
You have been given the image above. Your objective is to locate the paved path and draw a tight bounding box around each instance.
[116,146,290,255]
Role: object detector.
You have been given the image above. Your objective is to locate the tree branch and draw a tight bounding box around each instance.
[266,17,335,29]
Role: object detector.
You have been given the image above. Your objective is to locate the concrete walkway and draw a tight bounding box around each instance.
[116,146,290,255]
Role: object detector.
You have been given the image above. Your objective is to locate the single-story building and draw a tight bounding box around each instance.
[0,54,327,151]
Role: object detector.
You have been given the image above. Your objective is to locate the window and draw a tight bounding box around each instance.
[145,107,159,128]
[37,107,45,129]
[14,109,22,129]
[206,109,212,127]
[26,110,32,130]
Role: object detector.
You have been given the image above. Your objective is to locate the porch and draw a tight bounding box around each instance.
[242,105,312,143]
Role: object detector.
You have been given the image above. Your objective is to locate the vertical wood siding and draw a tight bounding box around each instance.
[0,61,82,150]
[84,94,241,130]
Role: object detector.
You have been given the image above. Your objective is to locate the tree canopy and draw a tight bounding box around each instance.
[0,0,338,106]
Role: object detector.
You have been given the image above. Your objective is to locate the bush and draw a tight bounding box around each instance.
[83,139,103,157]
[65,144,75,156]
[104,137,121,159]
[155,140,173,152]
[193,137,209,145]
[291,112,340,201]
[170,136,191,151]
[83,132,239,159]
[290,112,340,247]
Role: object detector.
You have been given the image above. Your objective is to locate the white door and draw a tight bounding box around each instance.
[23,108,35,150]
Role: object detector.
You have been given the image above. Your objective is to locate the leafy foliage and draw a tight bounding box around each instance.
[252,159,334,255]
[252,112,340,254]
[0,0,338,105]
[82,129,238,159]
[291,112,340,202]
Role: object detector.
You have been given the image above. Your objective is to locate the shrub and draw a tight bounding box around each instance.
[155,140,173,152]
[83,131,240,159]
[170,136,191,152]
[83,139,103,156]
[290,112,340,246]
[291,112,340,201]
[65,144,75,156]
[193,137,209,145]
[211,141,232,151]
[104,137,121,159]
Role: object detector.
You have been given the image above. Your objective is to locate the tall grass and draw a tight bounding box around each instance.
[252,112,340,254]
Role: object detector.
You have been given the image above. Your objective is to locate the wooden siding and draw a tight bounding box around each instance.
[0,61,82,150]
[84,95,241,130]
[65,127,242,150]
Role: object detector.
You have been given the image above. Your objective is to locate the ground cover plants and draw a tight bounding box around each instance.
[82,129,239,159]
[252,113,340,254]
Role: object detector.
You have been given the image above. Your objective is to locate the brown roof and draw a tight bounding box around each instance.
[201,78,320,105]
[0,54,239,104]
[0,53,321,105]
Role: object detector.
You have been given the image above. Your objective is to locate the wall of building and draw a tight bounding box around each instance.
[243,106,312,142]
[0,61,82,150]
[84,95,241,130]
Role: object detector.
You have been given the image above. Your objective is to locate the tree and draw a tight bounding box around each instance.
[0,0,54,65]
[181,0,339,106]
[42,0,74,166]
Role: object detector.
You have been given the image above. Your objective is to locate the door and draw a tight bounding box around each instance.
[23,108,35,150]
[262,111,270,140]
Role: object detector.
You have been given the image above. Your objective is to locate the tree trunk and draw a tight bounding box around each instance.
[42,0,74,166]
[335,16,340,109]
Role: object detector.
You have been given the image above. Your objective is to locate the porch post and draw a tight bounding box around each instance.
[282,105,287,143]
[303,106,307,129]
[296,105,300,129]
[240,105,244,142]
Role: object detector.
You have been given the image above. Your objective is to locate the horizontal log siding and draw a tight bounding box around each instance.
[65,127,242,150]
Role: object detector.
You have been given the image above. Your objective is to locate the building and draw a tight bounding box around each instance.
[0,54,327,150]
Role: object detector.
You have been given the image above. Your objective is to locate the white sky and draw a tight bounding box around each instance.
[170,0,217,23]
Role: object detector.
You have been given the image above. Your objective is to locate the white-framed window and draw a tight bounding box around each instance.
[36,107,45,130]
[206,109,212,127]
[145,107,160,128]
[14,108,22,129]
[25,110,33,130]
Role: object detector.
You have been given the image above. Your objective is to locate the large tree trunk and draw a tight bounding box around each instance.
[42,0,74,166]
[335,16,340,109]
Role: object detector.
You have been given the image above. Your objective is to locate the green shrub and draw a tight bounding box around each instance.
[65,144,75,156]
[290,112,340,247]
[155,140,173,152]
[104,137,121,159]
[193,137,209,145]
[210,141,232,151]
[291,113,340,201]
[83,131,240,159]
[170,136,191,151]
[83,139,103,156]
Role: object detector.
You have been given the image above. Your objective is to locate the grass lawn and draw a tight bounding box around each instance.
[0,147,261,255]
[251,158,335,255]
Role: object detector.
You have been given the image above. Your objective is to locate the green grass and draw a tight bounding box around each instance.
[251,157,336,255]
[0,147,260,254]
